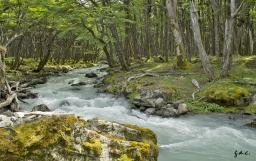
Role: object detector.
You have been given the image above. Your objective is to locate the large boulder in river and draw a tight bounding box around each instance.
[31,104,51,112]
[177,103,188,115]
[0,114,158,161]
[85,72,98,78]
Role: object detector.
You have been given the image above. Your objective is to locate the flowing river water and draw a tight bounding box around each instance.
[22,66,256,161]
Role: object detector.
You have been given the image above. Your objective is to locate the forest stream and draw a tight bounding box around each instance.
[21,66,256,161]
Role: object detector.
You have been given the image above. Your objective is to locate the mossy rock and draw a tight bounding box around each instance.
[0,115,158,161]
[201,81,252,106]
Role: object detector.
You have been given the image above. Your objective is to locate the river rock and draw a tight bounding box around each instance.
[70,81,87,86]
[246,119,256,128]
[85,72,98,78]
[21,77,48,88]
[18,91,38,99]
[140,89,164,99]
[152,89,164,98]
[145,108,156,115]
[0,115,158,161]
[1,110,15,117]
[173,100,185,109]
[59,100,71,107]
[155,98,165,108]
[162,107,178,118]
[32,104,51,112]
[0,115,14,127]
[61,66,72,73]
[177,103,188,115]
[132,97,155,108]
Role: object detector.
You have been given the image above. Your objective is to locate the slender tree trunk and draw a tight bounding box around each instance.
[249,28,254,55]
[221,0,242,77]
[0,46,6,91]
[35,32,57,72]
[190,0,215,81]
[210,0,220,56]
[109,22,129,70]
[166,0,187,68]
[124,0,131,65]
[143,0,152,58]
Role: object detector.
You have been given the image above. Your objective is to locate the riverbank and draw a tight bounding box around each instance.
[1,60,160,161]
[3,63,255,161]
[103,56,256,116]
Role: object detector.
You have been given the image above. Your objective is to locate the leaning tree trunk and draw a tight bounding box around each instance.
[166,0,187,69]
[190,0,215,81]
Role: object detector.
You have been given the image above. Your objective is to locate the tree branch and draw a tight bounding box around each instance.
[0,93,16,109]
[5,33,23,48]
[231,0,245,18]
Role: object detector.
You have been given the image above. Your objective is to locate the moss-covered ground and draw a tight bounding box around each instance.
[104,56,256,114]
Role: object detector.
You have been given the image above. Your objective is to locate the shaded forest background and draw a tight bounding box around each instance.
[0,0,256,77]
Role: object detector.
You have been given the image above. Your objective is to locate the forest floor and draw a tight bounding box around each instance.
[5,57,95,81]
[104,56,256,114]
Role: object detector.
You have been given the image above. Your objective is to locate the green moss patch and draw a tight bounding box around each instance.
[187,100,225,113]
[200,81,252,106]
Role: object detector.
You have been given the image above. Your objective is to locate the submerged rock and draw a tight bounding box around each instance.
[85,72,98,78]
[246,119,256,128]
[59,100,71,107]
[70,81,87,86]
[145,108,156,115]
[32,104,51,112]
[0,114,158,161]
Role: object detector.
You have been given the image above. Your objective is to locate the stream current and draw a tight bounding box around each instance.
[22,66,256,161]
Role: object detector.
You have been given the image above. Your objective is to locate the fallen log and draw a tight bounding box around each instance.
[127,73,159,82]
[0,93,16,109]
[233,80,256,86]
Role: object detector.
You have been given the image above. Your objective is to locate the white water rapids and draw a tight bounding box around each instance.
[22,66,256,161]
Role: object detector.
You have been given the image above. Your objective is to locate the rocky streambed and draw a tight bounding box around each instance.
[2,65,256,161]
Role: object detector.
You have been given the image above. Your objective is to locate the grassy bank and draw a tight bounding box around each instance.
[104,56,256,114]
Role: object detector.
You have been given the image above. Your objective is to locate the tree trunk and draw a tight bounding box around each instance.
[109,22,129,71]
[190,0,215,81]
[0,46,6,92]
[249,28,254,55]
[221,0,240,77]
[35,32,57,72]
[210,0,220,56]
[166,0,187,68]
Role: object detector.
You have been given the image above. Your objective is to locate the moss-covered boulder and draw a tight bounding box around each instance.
[0,114,158,161]
[201,81,252,106]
